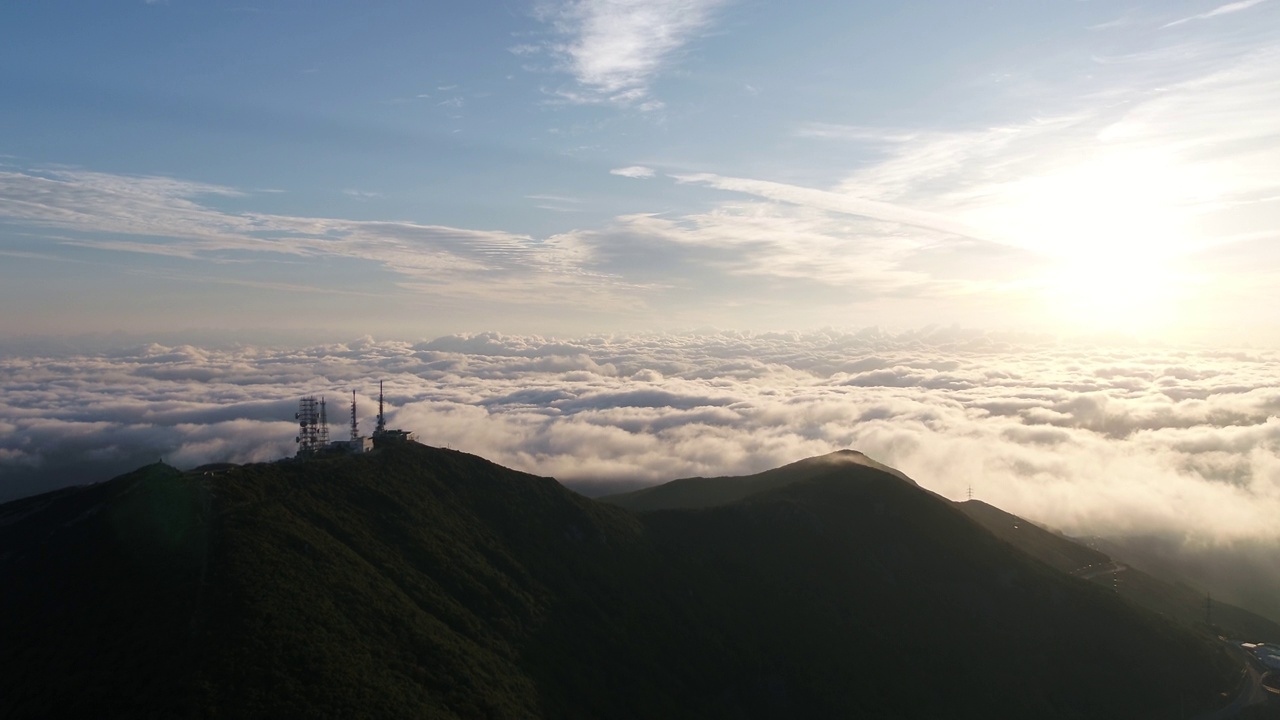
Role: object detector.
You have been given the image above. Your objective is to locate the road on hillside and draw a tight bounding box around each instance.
[1071,561,1126,580]
[1194,642,1268,720]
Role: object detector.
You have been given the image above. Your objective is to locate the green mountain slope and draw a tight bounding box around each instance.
[0,444,1248,718]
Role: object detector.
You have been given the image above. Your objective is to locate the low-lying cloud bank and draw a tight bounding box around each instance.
[2,330,1278,545]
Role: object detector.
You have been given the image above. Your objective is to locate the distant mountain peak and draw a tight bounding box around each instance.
[787,449,919,487]
[600,449,920,512]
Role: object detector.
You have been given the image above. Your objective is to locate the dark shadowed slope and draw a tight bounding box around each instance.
[0,462,211,716]
[600,448,916,512]
[1091,535,1280,628]
[959,500,1280,645]
[638,466,1239,719]
[956,500,1110,573]
[0,444,1246,719]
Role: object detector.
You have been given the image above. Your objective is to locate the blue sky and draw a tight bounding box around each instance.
[3,0,1279,342]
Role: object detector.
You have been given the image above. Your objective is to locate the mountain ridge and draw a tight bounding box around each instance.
[0,443,1257,718]
[598,448,918,513]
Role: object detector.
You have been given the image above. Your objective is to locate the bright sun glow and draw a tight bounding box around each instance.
[967,148,1214,334]
[1037,257,1186,335]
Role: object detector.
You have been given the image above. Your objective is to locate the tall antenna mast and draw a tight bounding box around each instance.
[967,484,973,501]
[376,380,386,434]
[318,396,330,446]
[350,390,359,441]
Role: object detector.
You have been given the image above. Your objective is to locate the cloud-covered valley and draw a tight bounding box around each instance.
[2,331,1279,549]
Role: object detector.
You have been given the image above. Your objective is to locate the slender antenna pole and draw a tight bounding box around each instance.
[350,390,358,441]
[319,397,329,446]
[377,380,386,433]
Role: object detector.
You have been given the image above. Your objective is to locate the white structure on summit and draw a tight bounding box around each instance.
[295,381,412,458]
[338,389,374,454]
[372,380,417,446]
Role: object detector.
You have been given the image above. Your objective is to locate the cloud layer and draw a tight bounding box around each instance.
[3,332,1278,547]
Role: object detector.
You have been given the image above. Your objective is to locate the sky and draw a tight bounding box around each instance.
[2,0,1279,342]
[1,1,1279,569]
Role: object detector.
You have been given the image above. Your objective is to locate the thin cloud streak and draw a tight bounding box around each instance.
[1164,0,1269,27]
[0,167,640,310]
[610,165,656,178]
[671,172,994,242]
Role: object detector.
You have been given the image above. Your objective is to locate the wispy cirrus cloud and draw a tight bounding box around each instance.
[1164,0,1269,28]
[671,172,992,242]
[792,123,922,144]
[535,0,729,108]
[786,36,1280,267]
[1,165,1018,330]
[0,167,637,309]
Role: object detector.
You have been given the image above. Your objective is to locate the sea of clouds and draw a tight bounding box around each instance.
[2,328,1278,548]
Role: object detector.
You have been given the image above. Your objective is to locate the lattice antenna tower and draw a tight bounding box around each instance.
[295,396,321,454]
[350,390,359,441]
[318,397,330,446]
[376,380,386,434]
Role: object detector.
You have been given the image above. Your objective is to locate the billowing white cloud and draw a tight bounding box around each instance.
[2,331,1278,550]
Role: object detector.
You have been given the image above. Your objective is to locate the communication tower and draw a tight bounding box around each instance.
[370,379,417,446]
[350,390,359,442]
[318,397,330,446]
[295,396,322,455]
[376,380,387,434]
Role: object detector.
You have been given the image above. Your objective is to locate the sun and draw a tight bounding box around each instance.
[1036,256,1187,335]
[967,148,1212,336]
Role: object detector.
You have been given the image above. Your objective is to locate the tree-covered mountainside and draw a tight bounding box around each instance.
[0,444,1252,718]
